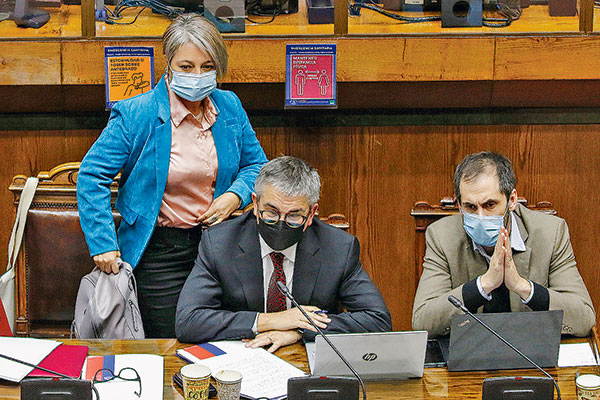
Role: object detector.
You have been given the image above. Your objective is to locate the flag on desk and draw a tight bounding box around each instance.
[177,343,227,362]
[84,355,116,380]
[182,343,227,360]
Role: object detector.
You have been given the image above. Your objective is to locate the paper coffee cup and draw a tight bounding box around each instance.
[214,369,243,400]
[181,364,212,400]
[576,374,600,400]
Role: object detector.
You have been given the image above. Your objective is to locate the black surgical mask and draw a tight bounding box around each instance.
[258,219,305,251]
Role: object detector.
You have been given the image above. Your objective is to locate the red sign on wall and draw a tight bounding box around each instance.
[286,44,336,108]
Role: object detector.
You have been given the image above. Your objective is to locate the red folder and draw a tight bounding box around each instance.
[28,344,89,378]
[0,298,13,336]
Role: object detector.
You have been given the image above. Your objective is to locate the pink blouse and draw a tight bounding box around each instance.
[156,83,219,228]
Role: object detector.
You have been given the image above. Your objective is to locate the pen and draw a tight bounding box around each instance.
[314,310,328,315]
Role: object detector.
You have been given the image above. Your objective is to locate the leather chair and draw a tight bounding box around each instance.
[9,162,349,338]
[411,197,556,290]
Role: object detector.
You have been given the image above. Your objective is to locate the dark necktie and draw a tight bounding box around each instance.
[266,252,286,313]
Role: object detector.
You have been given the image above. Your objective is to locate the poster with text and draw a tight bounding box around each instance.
[286,44,336,108]
[105,47,155,109]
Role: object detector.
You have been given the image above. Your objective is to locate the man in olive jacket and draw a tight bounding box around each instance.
[412,152,595,338]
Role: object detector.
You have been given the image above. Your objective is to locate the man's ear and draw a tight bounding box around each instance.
[508,189,518,212]
[252,193,259,222]
[304,203,319,231]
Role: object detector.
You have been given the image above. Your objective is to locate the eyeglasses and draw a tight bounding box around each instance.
[259,209,308,228]
[93,367,142,398]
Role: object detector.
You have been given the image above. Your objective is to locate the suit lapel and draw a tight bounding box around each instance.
[234,217,264,311]
[292,227,320,305]
[210,96,229,198]
[463,242,488,282]
[155,78,172,200]
[510,209,531,310]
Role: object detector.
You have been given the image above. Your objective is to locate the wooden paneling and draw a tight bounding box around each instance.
[495,36,600,80]
[0,43,61,85]
[1,125,599,331]
[5,35,600,85]
[61,41,164,85]
[337,37,495,81]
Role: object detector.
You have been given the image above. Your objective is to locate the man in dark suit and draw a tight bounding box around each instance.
[176,156,391,351]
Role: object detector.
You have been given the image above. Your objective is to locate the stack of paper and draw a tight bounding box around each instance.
[558,343,598,367]
[177,341,307,400]
[0,337,60,382]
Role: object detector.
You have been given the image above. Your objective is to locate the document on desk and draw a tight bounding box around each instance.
[0,337,60,382]
[558,343,598,367]
[82,354,164,400]
[177,341,307,400]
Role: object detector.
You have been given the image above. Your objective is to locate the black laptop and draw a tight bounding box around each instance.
[447,310,563,372]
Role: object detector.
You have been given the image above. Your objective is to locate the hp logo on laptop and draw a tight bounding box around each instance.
[362,353,377,361]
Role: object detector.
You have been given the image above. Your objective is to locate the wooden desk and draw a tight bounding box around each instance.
[0,338,597,399]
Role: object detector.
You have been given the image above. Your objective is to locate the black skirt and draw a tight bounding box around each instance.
[133,225,202,338]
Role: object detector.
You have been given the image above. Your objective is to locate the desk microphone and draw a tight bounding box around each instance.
[447,295,561,400]
[0,352,99,399]
[277,281,367,400]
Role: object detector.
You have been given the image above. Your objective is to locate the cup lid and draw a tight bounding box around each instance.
[181,364,211,379]
[214,369,243,383]
[576,374,600,389]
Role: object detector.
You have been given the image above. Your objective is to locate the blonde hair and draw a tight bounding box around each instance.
[162,14,228,78]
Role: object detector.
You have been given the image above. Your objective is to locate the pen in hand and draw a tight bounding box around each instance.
[314,310,328,315]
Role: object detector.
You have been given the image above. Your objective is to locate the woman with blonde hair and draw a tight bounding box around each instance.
[77,14,267,337]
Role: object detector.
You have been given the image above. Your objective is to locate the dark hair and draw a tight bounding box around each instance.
[453,152,516,203]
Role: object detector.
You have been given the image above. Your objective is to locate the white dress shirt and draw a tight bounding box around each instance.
[251,235,298,333]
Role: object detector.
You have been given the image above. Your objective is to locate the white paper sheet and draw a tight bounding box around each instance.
[178,341,307,400]
[0,337,60,382]
[81,354,164,400]
[558,343,598,367]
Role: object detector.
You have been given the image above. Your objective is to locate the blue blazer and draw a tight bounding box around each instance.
[77,76,267,268]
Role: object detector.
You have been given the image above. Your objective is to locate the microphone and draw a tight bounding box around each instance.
[277,281,367,400]
[447,295,561,400]
[0,352,99,399]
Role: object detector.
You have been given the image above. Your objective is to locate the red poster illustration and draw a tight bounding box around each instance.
[286,44,336,108]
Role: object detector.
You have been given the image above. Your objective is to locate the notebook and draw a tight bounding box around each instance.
[306,331,428,380]
[447,310,563,371]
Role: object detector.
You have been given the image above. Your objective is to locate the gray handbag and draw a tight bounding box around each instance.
[71,260,145,339]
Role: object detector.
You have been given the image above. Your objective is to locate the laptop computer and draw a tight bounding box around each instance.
[447,310,563,372]
[305,331,428,380]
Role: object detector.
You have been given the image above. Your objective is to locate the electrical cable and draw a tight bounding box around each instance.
[349,1,442,22]
[104,0,184,24]
[246,0,287,20]
[482,1,521,27]
[349,0,521,27]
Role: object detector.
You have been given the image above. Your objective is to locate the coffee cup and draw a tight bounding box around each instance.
[181,364,212,400]
[576,374,600,400]
[214,369,243,400]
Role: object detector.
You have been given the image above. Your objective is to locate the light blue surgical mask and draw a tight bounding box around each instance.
[168,67,217,102]
[462,203,510,247]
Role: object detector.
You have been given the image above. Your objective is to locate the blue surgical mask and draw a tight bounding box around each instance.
[168,67,217,102]
[462,204,509,247]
